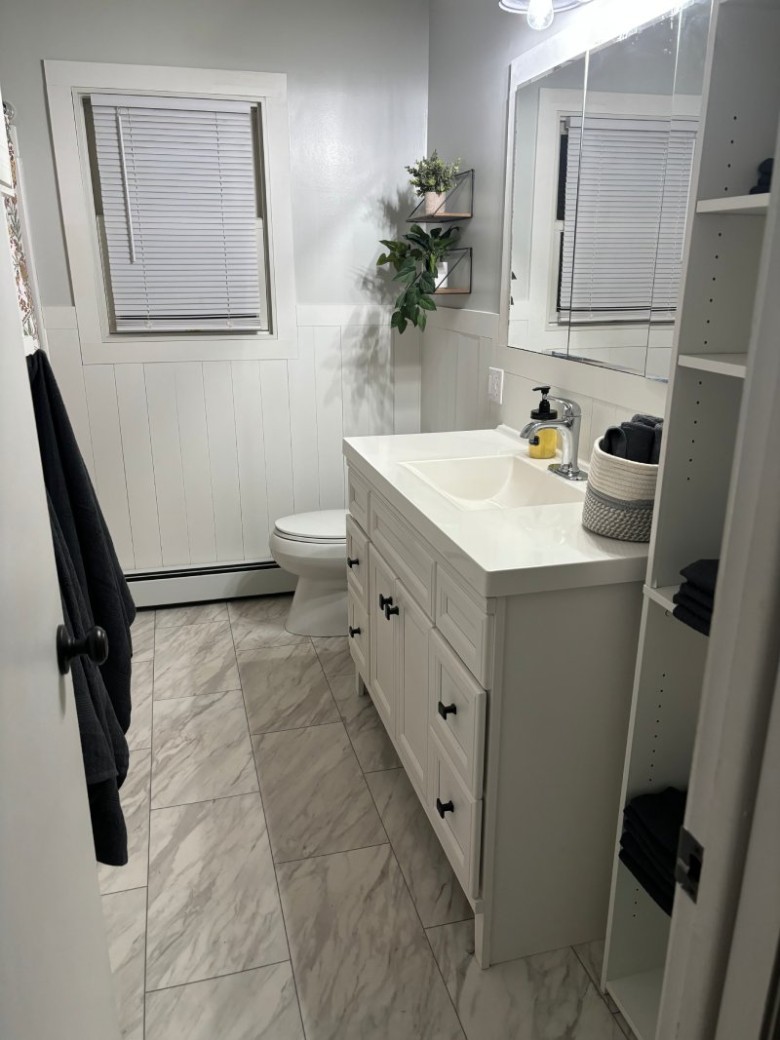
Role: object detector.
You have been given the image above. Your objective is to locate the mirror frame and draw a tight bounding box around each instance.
[500,0,698,376]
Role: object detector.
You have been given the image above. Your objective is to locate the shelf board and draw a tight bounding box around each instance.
[696,194,769,215]
[644,584,679,612]
[678,352,747,378]
[408,212,472,223]
[607,967,665,1040]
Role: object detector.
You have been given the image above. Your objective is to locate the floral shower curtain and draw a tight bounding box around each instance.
[3,101,42,350]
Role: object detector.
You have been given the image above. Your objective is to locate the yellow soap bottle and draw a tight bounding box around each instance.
[528,386,558,460]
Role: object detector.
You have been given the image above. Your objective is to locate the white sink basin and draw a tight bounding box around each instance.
[401,454,586,510]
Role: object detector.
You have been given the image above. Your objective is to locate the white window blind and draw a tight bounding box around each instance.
[90,93,267,333]
[559,115,697,324]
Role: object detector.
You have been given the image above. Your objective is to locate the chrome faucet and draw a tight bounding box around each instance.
[520,394,587,482]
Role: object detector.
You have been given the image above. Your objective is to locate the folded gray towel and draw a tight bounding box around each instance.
[651,423,663,465]
[632,413,664,430]
[601,421,656,463]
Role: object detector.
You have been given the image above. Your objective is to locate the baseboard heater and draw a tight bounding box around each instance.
[126,560,296,610]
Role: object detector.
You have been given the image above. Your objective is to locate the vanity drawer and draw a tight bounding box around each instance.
[347,587,369,680]
[429,630,486,798]
[435,566,494,688]
[428,732,482,900]
[369,493,436,618]
[346,514,368,607]
[348,469,370,531]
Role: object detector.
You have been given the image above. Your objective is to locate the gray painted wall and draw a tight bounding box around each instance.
[0,0,429,306]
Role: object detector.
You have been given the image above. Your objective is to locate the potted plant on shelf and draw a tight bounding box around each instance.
[406,150,461,215]
[377,223,460,333]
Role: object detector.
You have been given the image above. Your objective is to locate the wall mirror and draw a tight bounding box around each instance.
[502,0,712,380]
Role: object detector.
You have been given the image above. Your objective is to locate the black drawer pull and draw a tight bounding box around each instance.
[436,798,454,818]
[384,603,399,619]
[437,701,457,719]
[348,625,361,638]
[378,593,392,611]
[347,556,359,569]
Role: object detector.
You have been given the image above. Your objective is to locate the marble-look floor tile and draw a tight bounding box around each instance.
[367,768,471,928]
[153,621,239,699]
[151,691,258,809]
[229,595,308,651]
[99,748,152,894]
[573,938,618,1013]
[155,601,228,628]
[277,844,465,1040]
[253,723,385,862]
[427,919,624,1040]
[102,887,146,1040]
[145,962,304,1040]
[127,659,153,751]
[329,675,400,773]
[239,644,339,734]
[312,636,352,679]
[131,612,155,663]
[146,794,287,991]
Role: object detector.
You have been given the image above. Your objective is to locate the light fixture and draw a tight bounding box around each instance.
[498,0,594,32]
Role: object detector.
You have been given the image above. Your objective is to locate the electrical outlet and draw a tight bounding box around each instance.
[488,367,504,405]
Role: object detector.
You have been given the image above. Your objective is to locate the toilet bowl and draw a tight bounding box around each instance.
[269,510,348,636]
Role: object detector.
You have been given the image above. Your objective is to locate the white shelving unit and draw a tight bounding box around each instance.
[602,1,780,1036]
[696,193,769,214]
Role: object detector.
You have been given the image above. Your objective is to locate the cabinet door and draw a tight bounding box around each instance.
[347,586,369,682]
[368,546,397,732]
[396,582,432,797]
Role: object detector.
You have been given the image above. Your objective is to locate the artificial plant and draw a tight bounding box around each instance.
[405,151,461,196]
[377,223,461,333]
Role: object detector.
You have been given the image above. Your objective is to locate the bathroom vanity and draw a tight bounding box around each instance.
[343,426,648,967]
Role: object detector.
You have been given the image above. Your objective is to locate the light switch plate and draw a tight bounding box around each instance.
[488,367,504,405]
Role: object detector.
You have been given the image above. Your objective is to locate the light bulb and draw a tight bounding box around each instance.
[526,0,555,30]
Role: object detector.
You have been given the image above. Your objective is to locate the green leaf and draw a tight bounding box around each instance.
[418,295,436,311]
[418,310,427,331]
[398,316,408,334]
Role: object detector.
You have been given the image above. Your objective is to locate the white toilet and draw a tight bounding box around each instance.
[269,509,348,636]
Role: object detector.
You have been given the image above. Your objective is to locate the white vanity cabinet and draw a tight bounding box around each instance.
[344,446,646,968]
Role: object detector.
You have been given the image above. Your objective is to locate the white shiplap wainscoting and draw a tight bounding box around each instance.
[44,305,420,596]
[421,306,668,461]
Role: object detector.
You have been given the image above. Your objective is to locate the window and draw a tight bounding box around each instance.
[45,61,296,364]
[559,115,697,324]
[86,94,269,334]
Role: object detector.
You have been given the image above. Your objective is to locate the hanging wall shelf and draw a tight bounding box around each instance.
[407,169,474,223]
[434,247,472,295]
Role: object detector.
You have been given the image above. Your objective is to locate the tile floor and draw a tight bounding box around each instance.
[100,595,636,1040]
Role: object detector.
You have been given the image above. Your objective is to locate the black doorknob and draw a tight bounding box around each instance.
[437,701,457,719]
[436,798,454,818]
[56,625,109,676]
[378,593,393,611]
[348,625,361,638]
[347,556,359,569]
[384,603,399,619]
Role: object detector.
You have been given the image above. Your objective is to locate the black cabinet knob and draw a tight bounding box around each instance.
[347,557,359,569]
[384,603,399,619]
[378,593,392,611]
[56,624,109,676]
[348,625,361,638]
[436,798,454,818]
[437,701,457,719]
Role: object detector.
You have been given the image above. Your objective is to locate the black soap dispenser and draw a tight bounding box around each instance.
[528,386,558,460]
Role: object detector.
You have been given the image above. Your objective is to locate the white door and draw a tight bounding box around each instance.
[368,546,397,731]
[0,184,120,1034]
[395,582,431,797]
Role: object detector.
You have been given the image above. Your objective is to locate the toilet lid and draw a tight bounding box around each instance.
[274,509,347,543]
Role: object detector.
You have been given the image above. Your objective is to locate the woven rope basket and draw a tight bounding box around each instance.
[582,439,659,543]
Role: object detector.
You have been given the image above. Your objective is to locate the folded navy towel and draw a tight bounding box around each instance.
[619,846,675,915]
[673,603,711,636]
[679,558,719,597]
[601,421,656,463]
[622,811,676,878]
[673,589,712,625]
[631,413,664,430]
[624,788,686,858]
[759,157,774,177]
[675,582,713,612]
[750,185,771,195]
[651,423,663,465]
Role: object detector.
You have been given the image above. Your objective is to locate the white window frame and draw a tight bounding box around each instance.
[45,60,298,364]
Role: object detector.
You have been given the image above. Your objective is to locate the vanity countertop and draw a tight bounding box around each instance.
[344,427,648,598]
